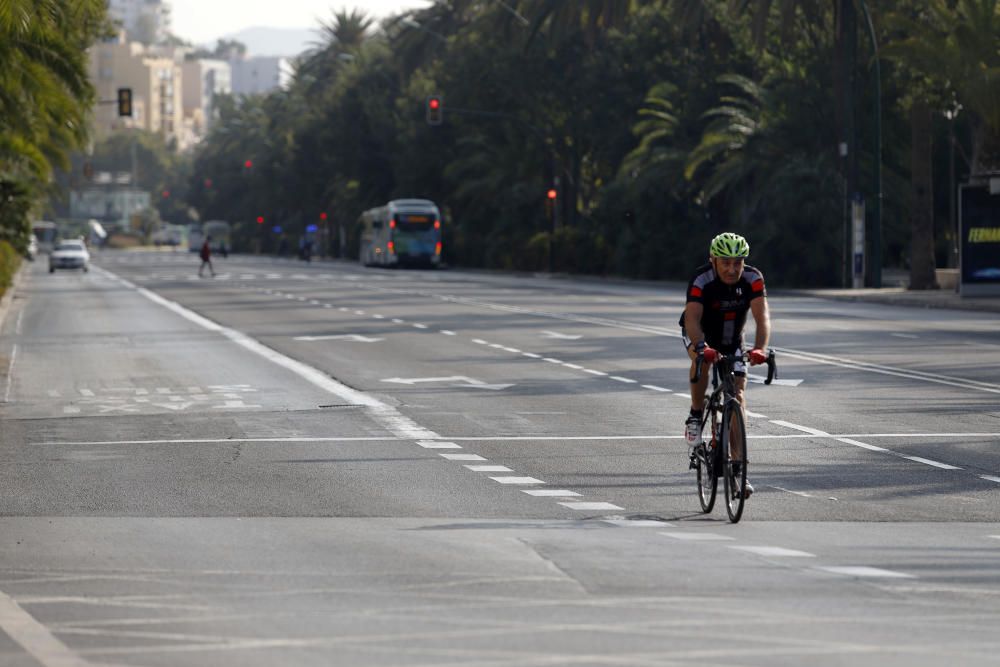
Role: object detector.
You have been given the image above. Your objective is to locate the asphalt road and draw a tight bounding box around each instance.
[1,249,999,667]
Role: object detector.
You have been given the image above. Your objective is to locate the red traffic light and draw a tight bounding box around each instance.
[244,160,253,168]
[256,216,264,224]
[547,189,557,200]
[161,190,170,198]
[319,212,328,221]
[426,95,443,125]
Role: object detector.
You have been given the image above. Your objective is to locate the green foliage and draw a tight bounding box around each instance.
[175,0,991,286]
[1,0,109,249]
[0,240,20,299]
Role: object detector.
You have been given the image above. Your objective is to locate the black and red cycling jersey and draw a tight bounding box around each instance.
[678,262,766,351]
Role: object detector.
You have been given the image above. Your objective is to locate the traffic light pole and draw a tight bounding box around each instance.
[430,103,562,270]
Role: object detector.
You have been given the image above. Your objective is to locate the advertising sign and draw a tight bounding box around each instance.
[960,184,1000,296]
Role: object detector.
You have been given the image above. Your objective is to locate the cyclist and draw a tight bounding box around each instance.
[679,232,770,497]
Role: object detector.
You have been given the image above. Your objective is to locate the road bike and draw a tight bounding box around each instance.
[689,349,776,523]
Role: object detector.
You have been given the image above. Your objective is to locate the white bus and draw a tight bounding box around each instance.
[31,221,58,254]
[358,199,442,268]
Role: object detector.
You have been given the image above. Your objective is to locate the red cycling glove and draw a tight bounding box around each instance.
[702,346,718,364]
[749,348,768,366]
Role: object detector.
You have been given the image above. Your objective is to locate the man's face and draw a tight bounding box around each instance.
[711,256,745,285]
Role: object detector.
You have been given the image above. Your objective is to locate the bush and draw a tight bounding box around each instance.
[0,240,21,300]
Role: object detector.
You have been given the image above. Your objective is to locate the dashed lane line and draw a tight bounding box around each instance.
[0,589,91,667]
[816,566,916,579]
[558,501,625,511]
[730,546,816,558]
[489,476,545,485]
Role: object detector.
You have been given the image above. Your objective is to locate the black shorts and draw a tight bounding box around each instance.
[680,326,746,376]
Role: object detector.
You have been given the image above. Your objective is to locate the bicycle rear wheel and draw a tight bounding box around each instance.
[695,410,719,512]
[722,404,748,523]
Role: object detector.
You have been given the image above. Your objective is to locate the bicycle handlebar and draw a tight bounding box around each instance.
[690,349,778,385]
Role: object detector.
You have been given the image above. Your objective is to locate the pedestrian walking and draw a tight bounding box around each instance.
[199,236,215,277]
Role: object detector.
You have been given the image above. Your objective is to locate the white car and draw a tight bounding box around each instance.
[49,239,90,273]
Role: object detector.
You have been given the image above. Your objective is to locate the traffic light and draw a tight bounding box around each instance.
[117,88,132,117]
[426,95,443,126]
[319,212,328,221]
[244,159,253,169]
[547,188,557,200]
[256,216,264,224]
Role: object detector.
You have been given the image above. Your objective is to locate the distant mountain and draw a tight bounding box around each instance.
[223,26,322,58]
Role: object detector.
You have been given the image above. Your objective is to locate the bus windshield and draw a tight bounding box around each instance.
[394,214,436,232]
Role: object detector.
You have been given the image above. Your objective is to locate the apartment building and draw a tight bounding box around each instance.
[106,0,170,44]
[182,59,231,135]
[89,33,192,149]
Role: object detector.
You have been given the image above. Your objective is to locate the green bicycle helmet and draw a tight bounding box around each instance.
[709,232,750,258]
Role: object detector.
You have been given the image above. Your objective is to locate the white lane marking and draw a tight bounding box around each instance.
[988,535,1000,540]
[543,358,562,363]
[94,267,449,447]
[465,465,512,472]
[901,455,961,470]
[562,363,584,370]
[309,300,321,306]
[360,281,1000,395]
[745,410,768,418]
[980,476,1000,484]
[730,546,816,557]
[676,392,691,399]
[771,420,888,452]
[489,476,545,485]
[769,486,814,498]
[891,333,919,339]
[372,314,385,319]
[392,318,405,324]
[323,304,333,308]
[489,343,504,349]
[522,489,581,497]
[501,347,521,353]
[603,519,673,527]
[78,389,95,397]
[15,309,24,336]
[585,369,608,376]
[294,334,383,343]
[412,323,428,329]
[440,330,456,336]
[522,352,542,359]
[610,376,637,384]
[382,376,513,390]
[772,419,965,470]
[338,307,349,312]
[416,440,461,449]
[3,343,17,403]
[660,532,736,541]
[472,339,488,345]
[439,453,487,461]
[817,566,915,579]
[541,331,582,340]
[559,501,624,511]
[353,310,366,315]
[0,589,90,666]
[642,384,670,392]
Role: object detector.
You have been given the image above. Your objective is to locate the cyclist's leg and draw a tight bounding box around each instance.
[682,327,711,412]
[730,351,747,460]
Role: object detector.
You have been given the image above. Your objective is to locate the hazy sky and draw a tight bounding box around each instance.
[170,1,432,45]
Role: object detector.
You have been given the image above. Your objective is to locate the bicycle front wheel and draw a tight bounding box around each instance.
[722,404,748,523]
[696,410,719,513]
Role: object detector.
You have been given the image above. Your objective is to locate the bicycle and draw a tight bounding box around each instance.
[689,348,776,523]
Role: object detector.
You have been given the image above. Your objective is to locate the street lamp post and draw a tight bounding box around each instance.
[856,0,883,287]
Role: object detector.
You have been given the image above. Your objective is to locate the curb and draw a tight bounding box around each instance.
[0,260,27,335]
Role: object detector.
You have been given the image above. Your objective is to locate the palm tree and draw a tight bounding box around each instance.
[0,0,109,250]
[884,0,1000,176]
